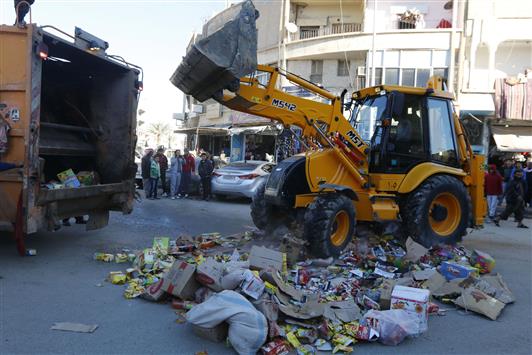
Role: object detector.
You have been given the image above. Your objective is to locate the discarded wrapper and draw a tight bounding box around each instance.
[469,250,495,274]
[454,287,505,320]
[240,270,265,300]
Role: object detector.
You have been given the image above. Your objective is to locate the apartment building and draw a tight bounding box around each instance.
[457,0,532,158]
[178,0,531,161]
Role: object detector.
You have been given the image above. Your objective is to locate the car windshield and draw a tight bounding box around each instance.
[351,95,387,143]
[222,162,261,171]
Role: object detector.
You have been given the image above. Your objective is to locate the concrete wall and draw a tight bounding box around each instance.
[294,2,364,27]
[255,0,282,51]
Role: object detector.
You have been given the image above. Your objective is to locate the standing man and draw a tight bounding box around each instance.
[149,155,161,199]
[179,148,196,198]
[198,152,214,201]
[14,0,35,26]
[495,169,528,228]
[169,149,184,199]
[524,161,532,207]
[484,164,503,221]
[141,148,154,198]
[154,148,168,197]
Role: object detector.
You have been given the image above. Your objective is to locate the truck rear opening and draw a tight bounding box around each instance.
[39,30,138,184]
[0,24,140,254]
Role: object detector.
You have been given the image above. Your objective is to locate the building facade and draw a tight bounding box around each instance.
[178,0,531,162]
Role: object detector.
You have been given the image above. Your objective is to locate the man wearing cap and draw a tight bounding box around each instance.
[484,164,503,221]
[495,169,528,228]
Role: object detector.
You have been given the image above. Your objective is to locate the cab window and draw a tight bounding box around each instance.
[427,98,457,165]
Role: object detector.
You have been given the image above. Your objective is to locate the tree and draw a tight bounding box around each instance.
[146,121,171,147]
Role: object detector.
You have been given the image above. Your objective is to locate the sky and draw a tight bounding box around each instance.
[0,0,227,125]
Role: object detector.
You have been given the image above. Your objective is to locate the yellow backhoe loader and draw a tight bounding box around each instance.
[171,1,486,257]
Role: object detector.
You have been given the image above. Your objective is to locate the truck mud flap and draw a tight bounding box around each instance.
[170,0,259,102]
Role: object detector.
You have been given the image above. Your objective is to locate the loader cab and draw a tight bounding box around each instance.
[351,90,459,174]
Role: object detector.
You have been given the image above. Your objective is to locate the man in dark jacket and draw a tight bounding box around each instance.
[495,169,528,228]
[14,0,35,26]
[141,148,153,197]
[198,152,214,201]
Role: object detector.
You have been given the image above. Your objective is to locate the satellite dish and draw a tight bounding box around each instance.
[286,22,298,33]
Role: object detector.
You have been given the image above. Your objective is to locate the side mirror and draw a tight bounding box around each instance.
[386,91,405,118]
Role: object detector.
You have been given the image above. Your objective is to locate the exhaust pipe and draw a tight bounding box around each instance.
[170,0,259,102]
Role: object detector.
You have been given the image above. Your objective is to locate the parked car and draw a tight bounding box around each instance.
[211,161,274,199]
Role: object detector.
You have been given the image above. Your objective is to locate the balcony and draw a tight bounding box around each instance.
[290,23,362,41]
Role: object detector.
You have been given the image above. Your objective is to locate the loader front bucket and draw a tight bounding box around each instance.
[170,0,259,102]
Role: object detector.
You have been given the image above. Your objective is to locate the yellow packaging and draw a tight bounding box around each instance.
[286,332,301,348]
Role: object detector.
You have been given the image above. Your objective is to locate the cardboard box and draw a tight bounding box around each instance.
[162,261,199,300]
[391,285,430,334]
[195,258,225,292]
[454,288,505,320]
[469,250,495,274]
[249,246,285,272]
[191,323,228,343]
[141,279,167,302]
[440,261,478,281]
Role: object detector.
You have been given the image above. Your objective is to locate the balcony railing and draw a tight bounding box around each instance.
[290,23,362,41]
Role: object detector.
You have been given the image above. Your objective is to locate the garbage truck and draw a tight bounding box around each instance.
[0,23,141,255]
[171,1,486,257]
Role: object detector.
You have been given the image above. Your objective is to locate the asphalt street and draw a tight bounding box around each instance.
[0,196,531,354]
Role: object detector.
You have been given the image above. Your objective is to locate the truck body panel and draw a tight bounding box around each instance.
[0,24,139,238]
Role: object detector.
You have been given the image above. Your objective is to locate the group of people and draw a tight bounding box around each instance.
[141,147,214,201]
[484,159,532,228]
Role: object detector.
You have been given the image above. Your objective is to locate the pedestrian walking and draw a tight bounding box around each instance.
[178,148,195,198]
[524,161,532,207]
[149,155,161,199]
[141,148,154,198]
[155,148,169,197]
[494,169,528,228]
[169,149,184,199]
[484,164,503,220]
[198,152,214,201]
[499,159,514,205]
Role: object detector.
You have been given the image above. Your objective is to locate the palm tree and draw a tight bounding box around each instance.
[146,121,171,147]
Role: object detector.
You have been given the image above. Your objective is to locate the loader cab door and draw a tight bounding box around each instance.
[361,92,459,174]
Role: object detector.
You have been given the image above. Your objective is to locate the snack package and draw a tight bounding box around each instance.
[57,169,81,188]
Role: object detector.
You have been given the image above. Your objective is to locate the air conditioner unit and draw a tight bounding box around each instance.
[357,66,366,76]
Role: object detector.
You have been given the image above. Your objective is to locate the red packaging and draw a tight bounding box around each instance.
[261,339,290,355]
[355,325,379,341]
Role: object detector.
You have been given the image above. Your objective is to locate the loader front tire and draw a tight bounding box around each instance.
[250,184,293,230]
[403,175,471,248]
[304,194,355,258]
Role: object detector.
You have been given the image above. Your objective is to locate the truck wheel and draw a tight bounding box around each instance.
[304,194,355,258]
[250,185,275,229]
[403,175,471,248]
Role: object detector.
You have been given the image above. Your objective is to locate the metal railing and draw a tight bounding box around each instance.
[291,23,362,41]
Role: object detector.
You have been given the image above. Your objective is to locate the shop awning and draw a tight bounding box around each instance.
[458,93,495,117]
[174,127,229,135]
[491,125,532,152]
[229,125,281,136]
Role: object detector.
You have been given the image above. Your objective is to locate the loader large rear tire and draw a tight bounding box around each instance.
[304,194,355,258]
[403,175,471,248]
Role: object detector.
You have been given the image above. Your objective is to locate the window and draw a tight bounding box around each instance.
[427,98,457,165]
[337,60,350,76]
[310,60,323,84]
[433,68,448,80]
[416,69,431,87]
[401,68,415,86]
[374,68,383,85]
[385,68,400,85]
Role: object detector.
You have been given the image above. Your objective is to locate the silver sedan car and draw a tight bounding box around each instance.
[211,160,275,199]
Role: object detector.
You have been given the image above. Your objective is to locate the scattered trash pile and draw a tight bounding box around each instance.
[44,168,98,189]
[95,232,515,354]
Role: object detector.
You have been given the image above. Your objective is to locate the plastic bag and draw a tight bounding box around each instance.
[364,309,419,346]
[186,290,268,355]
